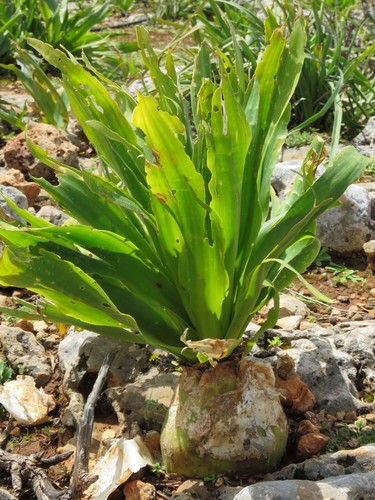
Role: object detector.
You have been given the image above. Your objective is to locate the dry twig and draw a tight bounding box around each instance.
[70,350,117,499]
[0,449,73,500]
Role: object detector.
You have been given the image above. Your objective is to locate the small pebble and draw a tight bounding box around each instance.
[331,308,342,316]
[369,288,375,298]
[10,426,21,437]
[0,294,9,307]
[33,320,49,332]
[337,295,350,303]
[326,414,336,421]
[15,319,34,333]
[365,413,375,423]
[355,416,367,427]
[328,316,338,325]
[297,420,319,434]
[348,305,359,312]
[351,313,364,321]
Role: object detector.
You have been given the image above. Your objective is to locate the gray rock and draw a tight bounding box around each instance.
[264,321,375,414]
[278,338,360,413]
[0,326,51,386]
[271,160,303,201]
[58,329,154,427]
[0,185,28,220]
[363,240,375,270]
[106,366,180,431]
[279,294,310,318]
[58,329,150,392]
[268,444,375,481]
[276,315,303,330]
[217,487,243,500]
[281,146,310,162]
[354,116,375,157]
[271,163,375,252]
[234,473,375,499]
[317,184,374,252]
[261,294,310,320]
[36,205,68,226]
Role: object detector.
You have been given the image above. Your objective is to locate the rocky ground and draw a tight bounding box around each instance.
[0,34,374,500]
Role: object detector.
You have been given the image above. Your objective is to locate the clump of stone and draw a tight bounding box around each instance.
[3,123,79,182]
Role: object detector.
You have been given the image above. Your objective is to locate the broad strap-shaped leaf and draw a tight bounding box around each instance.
[133,94,230,339]
[0,246,140,333]
[28,38,149,208]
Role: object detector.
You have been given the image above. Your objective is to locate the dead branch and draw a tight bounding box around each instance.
[0,449,73,500]
[70,350,117,499]
[0,417,14,449]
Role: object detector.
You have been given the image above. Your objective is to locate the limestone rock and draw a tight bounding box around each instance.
[267,321,375,414]
[58,329,156,427]
[36,205,68,226]
[173,480,209,499]
[317,184,374,252]
[281,145,310,162]
[267,444,375,481]
[271,160,303,202]
[353,116,375,157]
[0,325,52,386]
[271,161,375,252]
[106,367,180,431]
[234,473,375,499]
[58,329,150,391]
[276,315,302,330]
[363,240,375,270]
[261,294,310,319]
[3,123,79,182]
[0,185,28,220]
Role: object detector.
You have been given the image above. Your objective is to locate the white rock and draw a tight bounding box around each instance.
[271,160,303,202]
[0,185,28,220]
[272,163,375,253]
[353,116,375,156]
[0,375,55,425]
[36,205,68,226]
[276,315,302,330]
[317,184,374,252]
[263,294,310,319]
[234,473,375,499]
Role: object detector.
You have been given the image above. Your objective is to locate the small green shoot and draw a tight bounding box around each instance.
[203,472,218,483]
[0,360,13,384]
[144,399,167,429]
[149,353,160,363]
[17,364,28,375]
[314,246,332,267]
[325,423,375,453]
[150,462,166,477]
[325,265,365,285]
[285,130,315,148]
[267,336,283,348]
[363,392,374,403]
